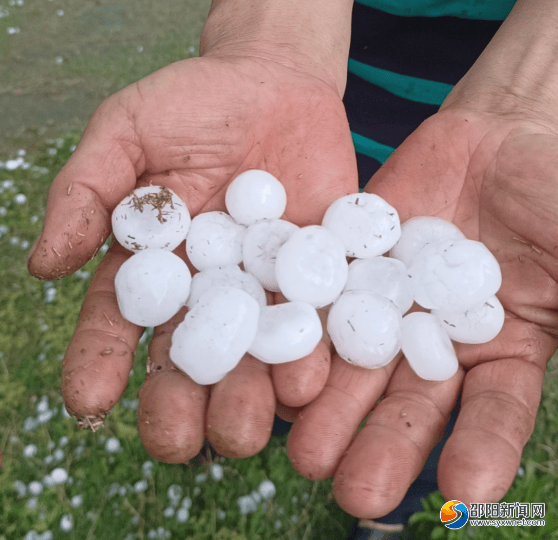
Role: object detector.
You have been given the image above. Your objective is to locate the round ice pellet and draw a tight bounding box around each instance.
[390,216,465,267]
[112,186,190,252]
[186,211,246,271]
[401,312,459,381]
[327,290,402,368]
[321,192,401,258]
[225,169,287,226]
[242,219,299,292]
[170,287,260,385]
[275,225,348,308]
[408,238,502,311]
[115,249,191,327]
[248,302,322,364]
[344,257,414,314]
[187,265,267,309]
[432,294,505,344]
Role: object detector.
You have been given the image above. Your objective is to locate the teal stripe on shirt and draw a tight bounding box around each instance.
[352,132,395,163]
[354,0,514,20]
[348,58,453,105]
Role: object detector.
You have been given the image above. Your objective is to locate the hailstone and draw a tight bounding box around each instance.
[248,302,322,364]
[390,216,465,267]
[186,211,246,271]
[187,265,267,309]
[112,186,190,252]
[408,238,502,311]
[242,219,299,292]
[344,257,414,314]
[321,192,401,258]
[401,312,459,381]
[225,169,287,225]
[432,294,505,344]
[327,290,402,368]
[115,249,191,327]
[170,287,260,385]
[275,225,348,308]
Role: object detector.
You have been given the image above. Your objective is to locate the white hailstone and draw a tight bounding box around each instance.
[432,294,505,344]
[291,496,298,504]
[258,479,276,499]
[242,219,299,291]
[167,485,183,506]
[2,179,14,189]
[115,249,191,327]
[24,531,39,540]
[119,486,127,497]
[134,480,148,493]
[60,514,73,532]
[322,192,401,258]
[39,532,53,540]
[408,239,502,311]
[58,436,69,447]
[170,287,260,385]
[225,169,287,226]
[187,213,249,272]
[53,448,64,462]
[14,480,27,497]
[44,288,57,304]
[187,265,266,309]
[142,461,154,477]
[193,486,201,496]
[195,473,207,483]
[112,186,191,252]
[14,193,27,204]
[50,467,68,485]
[62,407,72,419]
[28,481,43,497]
[251,490,262,504]
[327,290,402,369]
[105,437,121,453]
[248,302,322,364]
[0,207,6,216]
[23,444,37,457]
[390,216,465,267]
[275,520,282,530]
[44,456,54,466]
[176,508,189,523]
[71,495,83,508]
[181,496,192,509]
[344,257,414,314]
[108,483,120,497]
[210,463,224,481]
[217,509,226,520]
[275,225,348,308]
[163,507,175,518]
[37,410,55,424]
[401,312,459,381]
[237,495,258,515]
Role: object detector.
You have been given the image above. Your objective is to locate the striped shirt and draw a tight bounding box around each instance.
[345,1,514,188]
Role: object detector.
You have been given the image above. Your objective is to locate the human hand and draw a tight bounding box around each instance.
[285,98,558,516]
[27,54,358,462]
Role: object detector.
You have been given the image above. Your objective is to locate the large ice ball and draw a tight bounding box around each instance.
[115,249,191,327]
[186,211,246,271]
[327,290,402,369]
[408,238,502,311]
[248,302,322,364]
[401,312,459,381]
[187,265,267,309]
[242,219,299,292]
[225,170,287,226]
[321,192,401,258]
[112,186,190,252]
[390,216,465,267]
[275,225,348,308]
[432,294,505,344]
[170,287,260,385]
[344,257,414,314]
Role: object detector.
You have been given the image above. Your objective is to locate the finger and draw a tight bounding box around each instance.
[206,354,276,459]
[287,353,400,481]
[137,307,209,464]
[27,95,142,280]
[332,359,463,519]
[62,242,142,423]
[271,295,331,407]
[438,355,547,505]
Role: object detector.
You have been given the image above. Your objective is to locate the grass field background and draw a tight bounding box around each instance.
[1,1,558,539]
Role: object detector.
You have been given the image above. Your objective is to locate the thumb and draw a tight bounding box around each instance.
[27,99,142,279]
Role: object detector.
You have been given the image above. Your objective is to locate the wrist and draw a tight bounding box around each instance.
[441,0,558,125]
[199,0,354,97]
